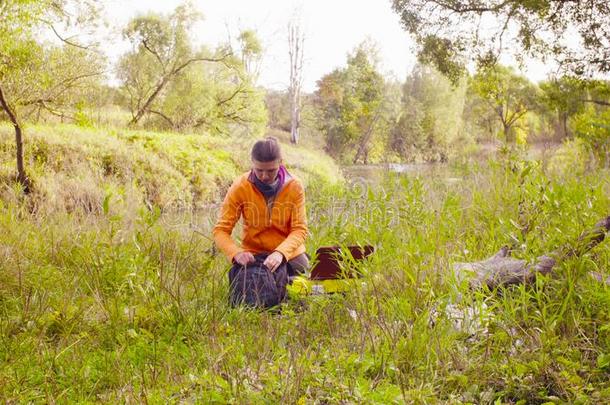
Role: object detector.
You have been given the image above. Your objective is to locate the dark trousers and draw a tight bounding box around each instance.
[286,253,310,277]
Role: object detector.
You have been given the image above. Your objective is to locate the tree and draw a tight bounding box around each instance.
[391,0,610,82]
[118,4,265,133]
[154,59,267,134]
[539,77,587,138]
[470,66,539,143]
[0,0,104,192]
[238,29,263,80]
[463,80,500,142]
[265,90,291,131]
[0,0,49,191]
[118,3,231,126]
[390,97,425,160]
[571,102,610,165]
[391,64,467,162]
[287,20,305,144]
[315,42,386,163]
[582,81,610,108]
[315,69,347,156]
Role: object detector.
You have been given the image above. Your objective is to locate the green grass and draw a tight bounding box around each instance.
[0,142,609,402]
[0,123,342,215]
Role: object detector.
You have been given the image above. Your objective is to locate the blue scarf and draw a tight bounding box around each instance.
[249,165,287,198]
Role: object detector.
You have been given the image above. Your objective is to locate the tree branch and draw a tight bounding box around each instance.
[427,0,513,14]
[42,70,104,101]
[149,109,175,127]
[141,39,167,71]
[580,98,610,107]
[172,53,232,76]
[454,216,610,289]
[49,24,92,50]
[0,85,19,128]
[216,84,248,107]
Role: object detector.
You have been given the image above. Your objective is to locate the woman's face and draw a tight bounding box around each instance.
[252,159,281,184]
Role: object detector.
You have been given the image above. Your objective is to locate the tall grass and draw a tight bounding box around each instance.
[0,123,342,216]
[0,149,609,403]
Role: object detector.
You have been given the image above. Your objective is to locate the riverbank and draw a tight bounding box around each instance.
[0,123,342,215]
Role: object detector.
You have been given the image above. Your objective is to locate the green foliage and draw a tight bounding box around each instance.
[117,4,265,134]
[154,60,267,136]
[265,90,291,131]
[571,108,610,164]
[0,0,104,110]
[315,42,387,163]
[73,101,94,128]
[0,154,609,402]
[0,123,341,213]
[0,1,48,57]
[470,66,539,143]
[238,29,263,77]
[281,140,343,187]
[390,64,468,162]
[539,77,587,138]
[417,35,465,84]
[391,0,610,78]
[118,4,204,124]
[0,2,104,126]
[121,1,201,67]
[546,138,590,179]
[0,0,105,189]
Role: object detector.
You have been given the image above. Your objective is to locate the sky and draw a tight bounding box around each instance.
[103,0,550,92]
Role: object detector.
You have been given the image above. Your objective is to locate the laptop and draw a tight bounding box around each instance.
[309,245,374,280]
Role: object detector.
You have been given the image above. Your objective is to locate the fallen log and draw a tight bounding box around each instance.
[454,216,610,289]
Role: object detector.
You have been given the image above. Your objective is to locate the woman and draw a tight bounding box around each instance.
[213,137,309,283]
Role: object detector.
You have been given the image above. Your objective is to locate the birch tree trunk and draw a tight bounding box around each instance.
[288,21,304,144]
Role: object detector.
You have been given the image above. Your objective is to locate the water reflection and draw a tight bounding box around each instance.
[342,162,462,186]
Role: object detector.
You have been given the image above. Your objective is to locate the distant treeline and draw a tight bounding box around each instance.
[268,43,610,164]
[2,1,610,178]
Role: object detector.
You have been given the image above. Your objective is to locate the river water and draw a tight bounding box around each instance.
[341,162,463,186]
[162,145,538,236]
[160,162,463,236]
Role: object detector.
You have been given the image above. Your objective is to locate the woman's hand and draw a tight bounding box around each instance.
[234,251,255,266]
[263,251,284,272]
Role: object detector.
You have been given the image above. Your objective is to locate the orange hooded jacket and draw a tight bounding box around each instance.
[213,171,308,262]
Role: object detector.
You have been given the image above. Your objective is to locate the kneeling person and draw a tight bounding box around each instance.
[213,137,309,307]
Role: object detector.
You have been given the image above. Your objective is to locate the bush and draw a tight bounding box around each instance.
[546,138,591,178]
[571,108,610,167]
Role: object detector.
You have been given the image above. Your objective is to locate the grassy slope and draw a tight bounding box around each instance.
[0,129,610,402]
[0,123,342,214]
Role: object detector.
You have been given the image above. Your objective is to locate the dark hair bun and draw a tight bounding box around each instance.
[251,137,282,162]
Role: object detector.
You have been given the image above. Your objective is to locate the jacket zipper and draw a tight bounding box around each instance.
[266,197,275,226]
